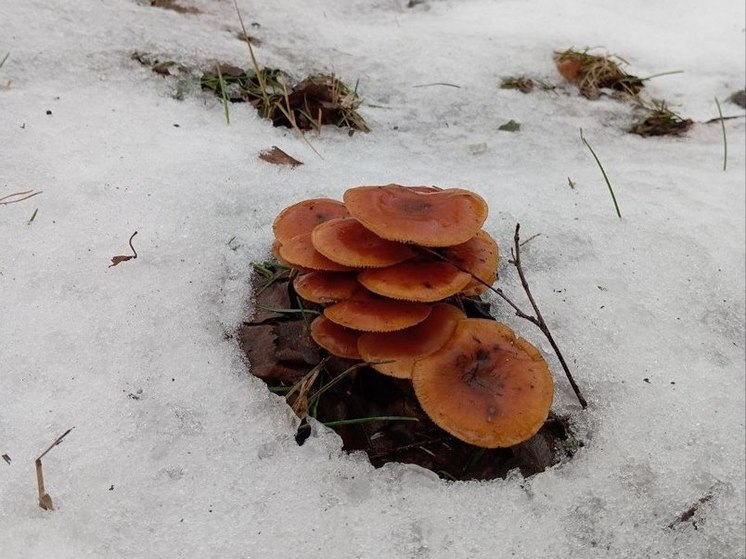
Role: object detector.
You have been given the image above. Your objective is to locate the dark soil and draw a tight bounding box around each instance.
[238,265,578,481]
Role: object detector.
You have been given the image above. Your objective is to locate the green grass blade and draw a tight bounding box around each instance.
[215,62,231,125]
[308,362,368,409]
[580,128,622,219]
[714,97,727,171]
[297,416,419,431]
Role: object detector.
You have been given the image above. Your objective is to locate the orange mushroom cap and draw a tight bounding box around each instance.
[324,291,432,332]
[412,319,554,448]
[309,315,362,359]
[357,303,466,378]
[343,184,488,247]
[553,52,585,83]
[311,217,416,268]
[273,198,349,244]
[293,271,361,305]
[442,230,500,296]
[278,233,357,272]
[358,260,472,302]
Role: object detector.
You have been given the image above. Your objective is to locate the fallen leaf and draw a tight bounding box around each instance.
[109,231,138,268]
[259,146,303,167]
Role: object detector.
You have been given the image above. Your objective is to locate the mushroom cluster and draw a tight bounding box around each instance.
[271,185,554,449]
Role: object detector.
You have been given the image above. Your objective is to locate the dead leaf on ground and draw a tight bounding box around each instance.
[109,231,139,268]
[259,146,303,167]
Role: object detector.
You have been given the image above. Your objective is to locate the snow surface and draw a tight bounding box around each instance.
[1,0,744,557]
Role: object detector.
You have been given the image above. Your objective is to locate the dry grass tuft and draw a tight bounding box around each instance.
[201,67,369,132]
[554,48,643,100]
[629,102,693,137]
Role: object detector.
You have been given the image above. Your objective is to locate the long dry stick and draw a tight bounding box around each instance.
[35,427,74,511]
[508,224,587,408]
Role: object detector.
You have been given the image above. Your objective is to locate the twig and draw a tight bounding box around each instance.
[35,427,74,511]
[519,232,542,247]
[703,114,744,124]
[580,128,621,219]
[412,82,462,89]
[0,189,42,206]
[714,97,727,171]
[417,225,588,409]
[510,224,587,408]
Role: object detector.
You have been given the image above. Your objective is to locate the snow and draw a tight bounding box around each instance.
[1,0,744,557]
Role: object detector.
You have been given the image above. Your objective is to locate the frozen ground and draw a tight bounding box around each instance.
[1,0,744,557]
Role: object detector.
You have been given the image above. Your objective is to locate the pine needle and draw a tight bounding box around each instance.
[714,97,727,171]
[580,128,621,219]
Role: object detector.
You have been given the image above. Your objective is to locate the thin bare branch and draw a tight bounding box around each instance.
[416,225,587,409]
[35,427,74,511]
[0,189,43,206]
[509,224,587,408]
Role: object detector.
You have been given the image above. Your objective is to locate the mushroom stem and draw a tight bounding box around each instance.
[416,225,588,410]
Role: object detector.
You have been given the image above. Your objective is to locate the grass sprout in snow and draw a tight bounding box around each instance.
[714,96,728,171]
[629,102,693,137]
[579,128,622,219]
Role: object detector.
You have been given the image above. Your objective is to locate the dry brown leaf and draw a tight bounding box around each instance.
[109,231,138,268]
[259,146,303,167]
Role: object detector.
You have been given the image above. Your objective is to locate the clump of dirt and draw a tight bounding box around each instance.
[630,103,693,137]
[554,48,643,100]
[238,263,578,481]
[201,65,369,132]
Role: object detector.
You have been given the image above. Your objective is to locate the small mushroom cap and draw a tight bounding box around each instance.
[310,315,362,359]
[442,230,500,296]
[273,198,349,244]
[412,319,554,448]
[343,184,488,247]
[278,234,357,272]
[358,261,472,302]
[293,271,361,305]
[554,57,584,83]
[324,291,432,332]
[311,217,416,268]
[358,303,466,378]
